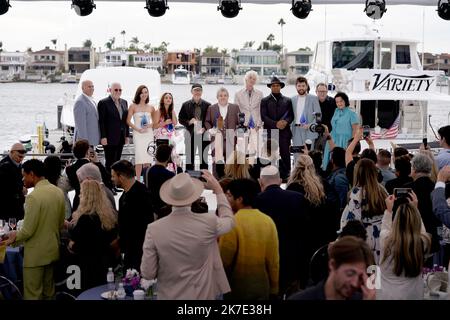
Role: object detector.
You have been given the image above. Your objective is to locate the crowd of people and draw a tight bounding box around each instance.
[1,71,450,301]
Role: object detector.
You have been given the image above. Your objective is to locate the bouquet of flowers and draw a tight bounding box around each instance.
[140,278,157,299]
[122,269,141,294]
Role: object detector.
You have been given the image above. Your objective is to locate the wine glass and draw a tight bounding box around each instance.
[8,218,16,231]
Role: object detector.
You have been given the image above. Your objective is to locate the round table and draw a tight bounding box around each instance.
[0,247,23,283]
[77,284,155,300]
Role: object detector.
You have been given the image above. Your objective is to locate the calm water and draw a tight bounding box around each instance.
[0,82,449,152]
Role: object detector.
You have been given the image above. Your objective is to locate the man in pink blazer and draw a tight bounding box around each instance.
[140,170,235,299]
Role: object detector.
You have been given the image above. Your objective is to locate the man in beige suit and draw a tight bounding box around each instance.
[234,70,263,128]
[1,159,65,300]
[140,170,235,300]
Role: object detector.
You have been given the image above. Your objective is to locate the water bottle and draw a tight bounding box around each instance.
[117,283,126,300]
[107,267,115,292]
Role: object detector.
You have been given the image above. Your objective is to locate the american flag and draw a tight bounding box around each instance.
[370,114,400,140]
[248,115,255,129]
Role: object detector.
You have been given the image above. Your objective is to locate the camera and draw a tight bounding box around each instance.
[289,146,305,154]
[309,112,325,135]
[238,113,245,127]
[237,112,247,134]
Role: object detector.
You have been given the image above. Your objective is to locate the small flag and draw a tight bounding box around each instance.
[281,110,289,121]
[371,114,400,140]
[248,115,255,129]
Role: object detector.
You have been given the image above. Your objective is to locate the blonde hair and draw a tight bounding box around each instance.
[72,180,117,231]
[354,159,387,218]
[288,155,325,206]
[224,150,252,180]
[381,203,430,277]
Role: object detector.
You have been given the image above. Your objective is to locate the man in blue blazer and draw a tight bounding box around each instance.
[291,77,321,160]
[73,80,100,147]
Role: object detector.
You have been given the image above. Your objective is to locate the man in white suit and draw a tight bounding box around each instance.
[73,80,100,146]
[291,76,321,159]
[234,70,263,128]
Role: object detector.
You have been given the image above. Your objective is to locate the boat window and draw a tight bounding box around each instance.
[396,45,411,64]
[360,100,400,129]
[332,41,374,70]
[381,43,392,69]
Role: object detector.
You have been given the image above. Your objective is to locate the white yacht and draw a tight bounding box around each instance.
[171,66,191,85]
[306,25,450,150]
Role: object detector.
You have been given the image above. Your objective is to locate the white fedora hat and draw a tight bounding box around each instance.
[160,173,204,207]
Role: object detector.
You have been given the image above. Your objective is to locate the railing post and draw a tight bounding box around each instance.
[57,104,63,130]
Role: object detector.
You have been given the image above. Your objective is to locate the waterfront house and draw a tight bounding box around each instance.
[0,51,27,80]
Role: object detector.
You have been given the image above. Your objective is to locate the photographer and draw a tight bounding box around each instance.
[322,92,359,171]
[291,77,321,161]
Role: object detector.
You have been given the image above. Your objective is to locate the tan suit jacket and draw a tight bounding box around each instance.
[234,88,263,127]
[140,193,235,299]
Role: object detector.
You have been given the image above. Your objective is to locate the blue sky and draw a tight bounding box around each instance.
[1,2,449,54]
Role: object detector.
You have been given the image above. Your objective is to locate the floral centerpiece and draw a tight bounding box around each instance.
[122,269,140,296]
[140,278,157,299]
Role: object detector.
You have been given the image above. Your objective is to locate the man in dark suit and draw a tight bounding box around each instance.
[205,87,240,178]
[178,83,211,171]
[405,153,442,256]
[111,160,153,271]
[65,139,90,212]
[98,82,129,171]
[260,77,294,180]
[254,166,309,298]
[0,143,26,220]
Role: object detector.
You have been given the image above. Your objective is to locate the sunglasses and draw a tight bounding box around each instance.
[13,150,26,154]
[113,89,122,92]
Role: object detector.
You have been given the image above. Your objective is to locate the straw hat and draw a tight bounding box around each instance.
[160,173,204,206]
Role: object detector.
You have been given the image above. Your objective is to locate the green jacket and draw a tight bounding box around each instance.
[15,179,65,267]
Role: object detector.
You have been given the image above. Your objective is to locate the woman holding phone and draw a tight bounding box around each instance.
[378,193,430,300]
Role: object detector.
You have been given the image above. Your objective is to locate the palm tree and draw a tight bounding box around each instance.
[129,36,139,50]
[83,39,92,48]
[51,39,57,50]
[244,41,255,49]
[267,34,275,46]
[120,30,126,50]
[106,37,115,50]
[0,41,3,53]
[143,43,152,52]
[278,18,286,55]
[258,41,270,51]
[157,41,169,54]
